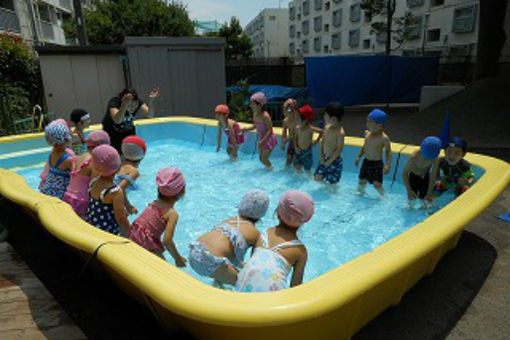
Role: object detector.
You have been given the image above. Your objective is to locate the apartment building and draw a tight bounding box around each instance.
[0,0,75,45]
[245,8,289,58]
[288,0,479,60]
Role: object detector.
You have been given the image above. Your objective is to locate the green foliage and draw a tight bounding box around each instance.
[228,79,252,122]
[208,17,253,60]
[0,83,31,136]
[65,0,195,44]
[0,32,41,135]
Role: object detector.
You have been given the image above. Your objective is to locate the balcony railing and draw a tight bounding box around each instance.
[0,7,20,32]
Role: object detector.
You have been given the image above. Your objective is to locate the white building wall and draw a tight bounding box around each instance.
[288,0,480,59]
[245,8,289,58]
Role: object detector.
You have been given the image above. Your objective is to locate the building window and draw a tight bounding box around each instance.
[349,29,360,47]
[324,23,329,32]
[289,7,296,20]
[350,3,361,22]
[302,40,309,53]
[363,38,370,49]
[302,20,310,35]
[431,0,444,6]
[332,33,341,49]
[325,1,330,10]
[452,5,478,33]
[314,37,322,51]
[427,28,441,42]
[407,0,425,7]
[297,14,301,20]
[269,16,276,21]
[297,31,301,38]
[333,0,342,3]
[290,42,296,55]
[332,9,342,27]
[0,0,15,10]
[38,4,52,22]
[323,45,329,53]
[303,1,310,15]
[290,25,295,38]
[314,16,322,32]
[407,16,423,40]
[314,0,322,11]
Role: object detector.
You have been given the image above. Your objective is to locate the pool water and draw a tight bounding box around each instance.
[17,137,454,287]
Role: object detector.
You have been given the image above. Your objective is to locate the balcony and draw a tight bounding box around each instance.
[0,7,20,32]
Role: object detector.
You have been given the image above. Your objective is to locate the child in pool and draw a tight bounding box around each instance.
[433,137,475,197]
[241,92,278,170]
[294,104,317,174]
[63,130,110,218]
[39,122,74,200]
[355,109,392,195]
[314,102,345,185]
[129,167,187,266]
[189,190,270,286]
[236,190,314,292]
[215,104,245,160]
[85,145,129,235]
[281,98,299,167]
[70,109,91,155]
[402,136,442,204]
[114,136,147,214]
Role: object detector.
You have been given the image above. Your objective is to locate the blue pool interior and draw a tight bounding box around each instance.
[0,122,485,287]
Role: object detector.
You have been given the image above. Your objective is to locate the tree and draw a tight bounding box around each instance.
[64,0,195,45]
[205,17,253,60]
[361,0,418,55]
[474,0,509,80]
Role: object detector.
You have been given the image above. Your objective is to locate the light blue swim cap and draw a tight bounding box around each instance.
[367,109,387,124]
[238,190,270,220]
[420,136,442,160]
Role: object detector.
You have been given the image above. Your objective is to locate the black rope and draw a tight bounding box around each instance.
[391,146,407,187]
[78,240,129,278]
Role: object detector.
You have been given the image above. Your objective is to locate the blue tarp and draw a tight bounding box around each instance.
[227,85,310,102]
[305,56,438,107]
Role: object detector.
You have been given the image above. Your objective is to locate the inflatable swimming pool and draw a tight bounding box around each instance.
[0,117,508,340]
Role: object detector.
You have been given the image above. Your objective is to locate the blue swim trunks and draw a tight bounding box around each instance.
[294,147,313,170]
[314,156,343,184]
[189,241,232,277]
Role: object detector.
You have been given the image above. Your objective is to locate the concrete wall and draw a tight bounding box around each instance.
[419,85,465,110]
[246,8,289,58]
[125,37,226,118]
[39,53,126,123]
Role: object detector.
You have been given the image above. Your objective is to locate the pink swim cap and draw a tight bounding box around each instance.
[156,167,185,197]
[121,135,147,161]
[86,130,111,147]
[91,145,121,176]
[51,118,71,130]
[250,92,267,106]
[277,190,315,228]
[215,104,230,115]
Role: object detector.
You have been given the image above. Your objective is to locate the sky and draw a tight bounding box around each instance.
[181,0,290,28]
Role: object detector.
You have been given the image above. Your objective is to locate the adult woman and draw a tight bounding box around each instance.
[102,87,160,153]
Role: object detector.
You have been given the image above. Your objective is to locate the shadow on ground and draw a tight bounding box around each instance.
[0,197,497,340]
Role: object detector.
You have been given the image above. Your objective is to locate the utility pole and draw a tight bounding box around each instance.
[73,0,88,45]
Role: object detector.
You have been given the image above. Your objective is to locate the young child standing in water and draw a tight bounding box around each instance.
[70,109,91,155]
[86,145,129,236]
[242,92,278,170]
[129,167,187,266]
[236,190,314,292]
[40,123,73,200]
[114,136,147,214]
[189,190,270,285]
[314,102,345,185]
[355,109,392,196]
[64,130,111,217]
[281,98,299,167]
[215,104,245,160]
[293,104,316,174]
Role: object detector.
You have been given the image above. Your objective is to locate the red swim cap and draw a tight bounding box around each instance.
[215,104,230,115]
[298,104,315,121]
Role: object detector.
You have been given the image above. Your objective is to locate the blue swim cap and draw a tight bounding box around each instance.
[368,109,387,124]
[420,136,442,160]
[447,137,467,153]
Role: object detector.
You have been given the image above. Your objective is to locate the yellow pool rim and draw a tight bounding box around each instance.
[0,116,509,338]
